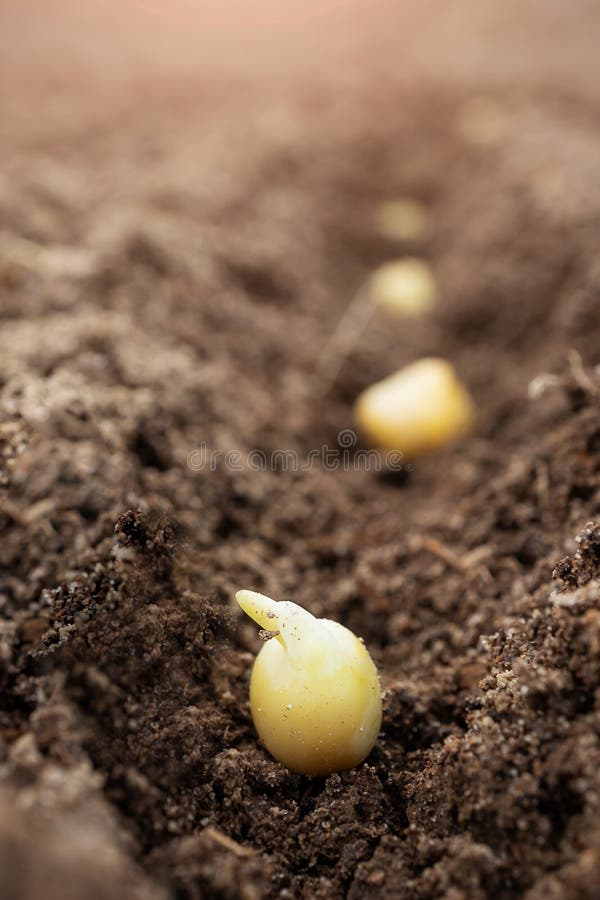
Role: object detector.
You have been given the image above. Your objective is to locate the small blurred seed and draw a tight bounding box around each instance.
[369,258,437,317]
[354,357,475,458]
[374,198,429,242]
[455,95,507,145]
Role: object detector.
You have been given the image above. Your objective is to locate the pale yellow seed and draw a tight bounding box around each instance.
[368,258,438,317]
[455,95,507,146]
[236,590,382,777]
[354,357,475,459]
[374,198,429,242]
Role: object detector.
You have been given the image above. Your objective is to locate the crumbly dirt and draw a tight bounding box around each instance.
[2,2,600,898]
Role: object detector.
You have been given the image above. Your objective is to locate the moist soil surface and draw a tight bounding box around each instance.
[2,3,600,898]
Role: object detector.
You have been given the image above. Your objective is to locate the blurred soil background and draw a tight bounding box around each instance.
[2,1,600,897]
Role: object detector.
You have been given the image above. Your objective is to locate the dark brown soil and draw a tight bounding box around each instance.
[2,2,600,898]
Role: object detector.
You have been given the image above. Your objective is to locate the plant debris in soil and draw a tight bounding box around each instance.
[2,2,600,898]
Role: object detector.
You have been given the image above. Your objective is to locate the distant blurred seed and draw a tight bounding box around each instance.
[369,258,438,317]
[354,357,475,458]
[374,198,429,242]
[455,95,507,145]
[314,258,436,394]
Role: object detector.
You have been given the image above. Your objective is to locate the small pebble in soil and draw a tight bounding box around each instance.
[354,356,475,458]
[236,589,382,777]
[368,258,437,317]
